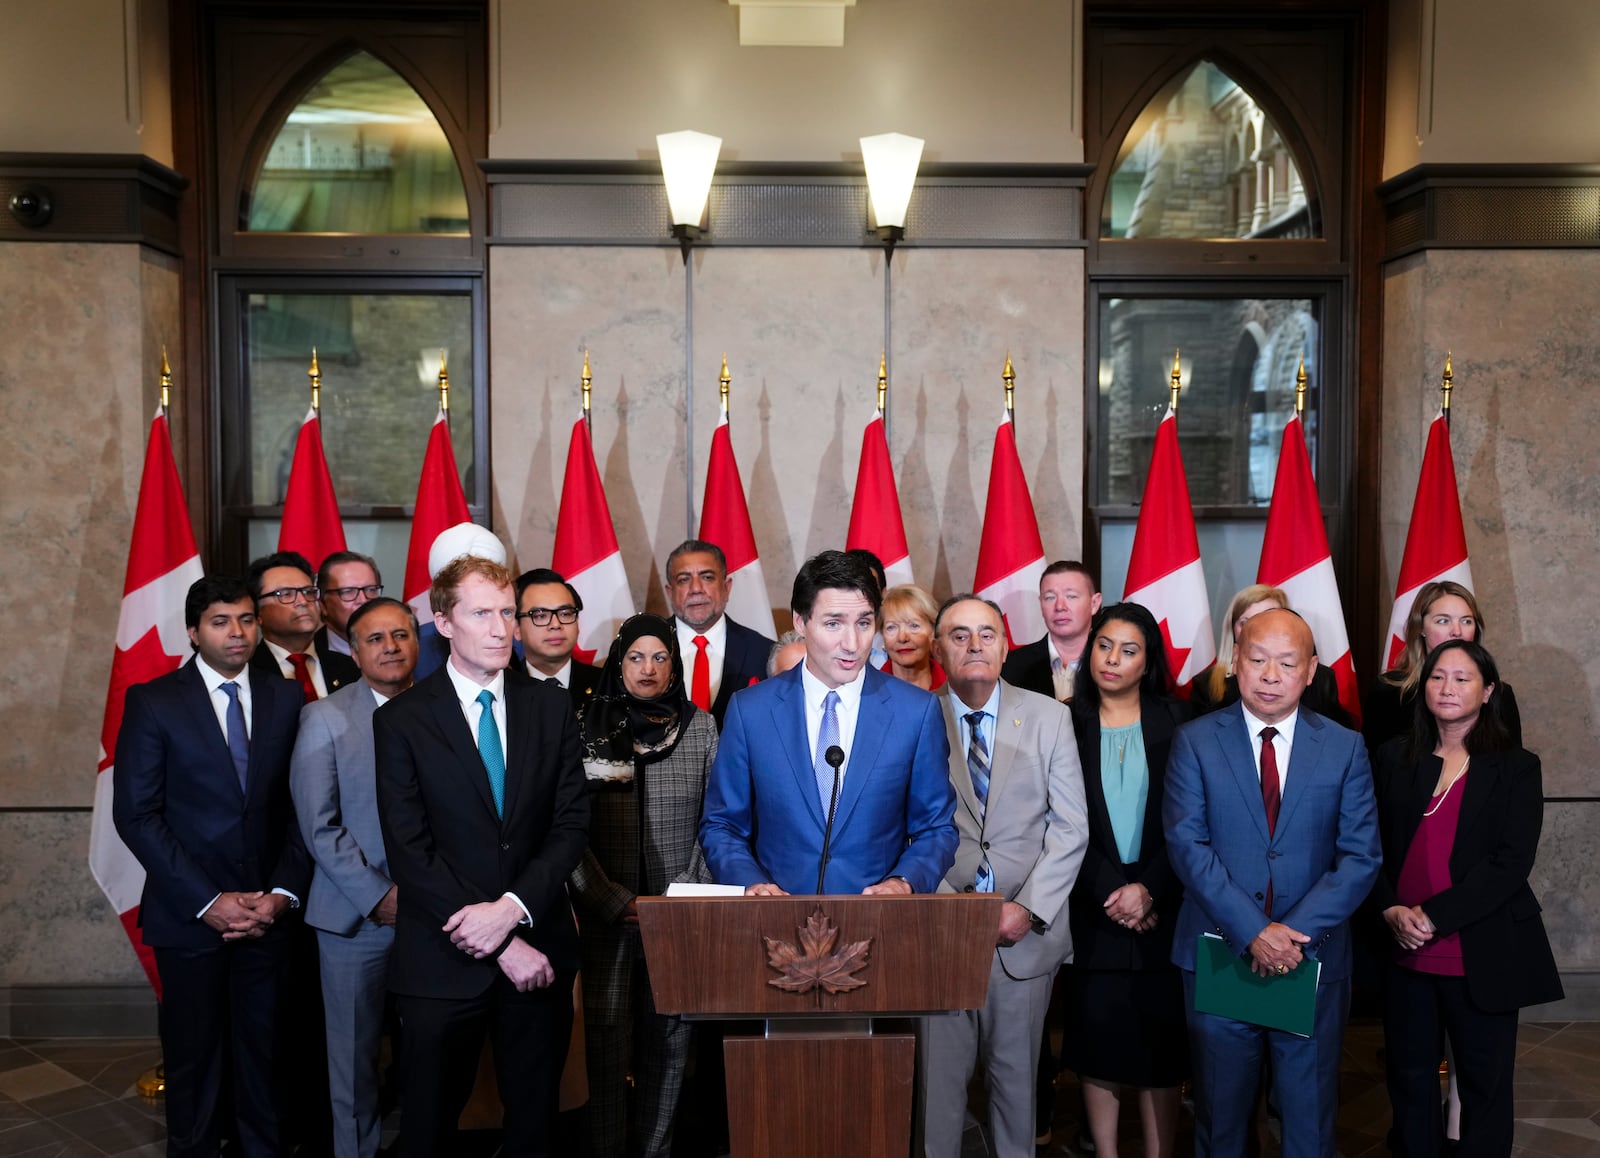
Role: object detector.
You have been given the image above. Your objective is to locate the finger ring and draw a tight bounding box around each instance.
[1277,964,1288,974]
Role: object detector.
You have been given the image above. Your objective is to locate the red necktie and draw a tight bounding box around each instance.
[691,636,711,712]
[287,652,319,703]
[1260,726,1280,917]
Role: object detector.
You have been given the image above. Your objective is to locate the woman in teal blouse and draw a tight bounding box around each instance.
[1064,603,1191,1158]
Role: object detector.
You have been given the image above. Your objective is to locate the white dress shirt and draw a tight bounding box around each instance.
[326,629,352,656]
[799,661,866,779]
[1240,704,1299,792]
[443,658,529,923]
[527,658,572,687]
[951,681,1002,763]
[192,657,298,915]
[264,638,329,698]
[676,615,727,705]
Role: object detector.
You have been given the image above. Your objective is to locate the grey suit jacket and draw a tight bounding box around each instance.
[938,681,1089,980]
[291,678,396,936]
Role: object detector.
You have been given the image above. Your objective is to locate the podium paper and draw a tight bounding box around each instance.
[1193,933,1321,1037]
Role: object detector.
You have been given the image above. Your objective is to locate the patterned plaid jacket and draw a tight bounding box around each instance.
[569,708,717,1024]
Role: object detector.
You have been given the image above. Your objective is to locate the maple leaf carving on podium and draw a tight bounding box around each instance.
[764,908,872,995]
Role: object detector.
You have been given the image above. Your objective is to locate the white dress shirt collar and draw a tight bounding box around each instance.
[445,656,506,706]
[1240,702,1298,787]
[264,637,328,697]
[528,658,572,687]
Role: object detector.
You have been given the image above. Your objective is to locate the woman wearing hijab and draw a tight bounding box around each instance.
[569,614,717,1158]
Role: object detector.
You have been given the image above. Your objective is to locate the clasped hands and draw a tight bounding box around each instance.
[444,897,554,992]
[1382,904,1435,952]
[204,891,290,941]
[1248,921,1312,977]
[1104,883,1157,933]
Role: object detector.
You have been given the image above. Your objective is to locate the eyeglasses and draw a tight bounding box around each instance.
[516,606,579,626]
[326,584,384,604]
[260,585,319,604]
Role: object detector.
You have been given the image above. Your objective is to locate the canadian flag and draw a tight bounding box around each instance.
[402,407,471,618]
[1124,408,1216,691]
[700,412,776,635]
[845,409,914,588]
[553,416,632,664]
[1257,414,1361,724]
[974,410,1047,646]
[1384,411,1472,669]
[277,406,346,570]
[90,409,205,995]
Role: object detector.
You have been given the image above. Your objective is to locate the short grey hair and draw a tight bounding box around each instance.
[766,630,804,678]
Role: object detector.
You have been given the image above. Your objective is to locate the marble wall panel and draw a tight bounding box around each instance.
[0,812,147,986]
[891,248,1086,598]
[0,243,170,809]
[1381,249,1600,797]
[1529,801,1599,971]
[489,246,688,614]
[689,248,886,624]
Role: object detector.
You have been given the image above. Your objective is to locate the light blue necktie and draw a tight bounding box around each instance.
[221,681,249,793]
[814,689,841,815]
[966,710,994,893]
[476,688,506,818]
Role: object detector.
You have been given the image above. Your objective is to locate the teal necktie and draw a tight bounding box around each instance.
[476,688,505,817]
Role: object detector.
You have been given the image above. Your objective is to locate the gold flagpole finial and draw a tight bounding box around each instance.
[309,347,322,412]
[1003,352,1015,415]
[1295,354,1308,418]
[581,349,592,422]
[159,345,172,414]
[437,349,449,417]
[877,351,888,415]
[719,354,731,415]
[1440,350,1454,420]
[1169,349,1183,413]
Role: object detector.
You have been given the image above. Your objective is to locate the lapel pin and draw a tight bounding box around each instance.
[1013,718,1021,727]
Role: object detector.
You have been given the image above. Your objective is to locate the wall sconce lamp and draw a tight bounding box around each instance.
[860,132,924,262]
[657,130,722,262]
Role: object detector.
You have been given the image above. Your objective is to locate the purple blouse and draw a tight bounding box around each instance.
[1394,772,1467,976]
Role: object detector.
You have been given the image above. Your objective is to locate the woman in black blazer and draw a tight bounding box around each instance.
[1372,639,1561,1158]
[1063,603,1191,1158]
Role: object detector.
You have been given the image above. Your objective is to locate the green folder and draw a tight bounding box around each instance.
[1193,933,1321,1037]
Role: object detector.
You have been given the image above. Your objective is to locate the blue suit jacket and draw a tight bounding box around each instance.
[113,658,310,950]
[700,665,958,895]
[1162,702,1380,982]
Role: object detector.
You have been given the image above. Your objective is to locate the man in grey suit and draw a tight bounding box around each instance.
[291,597,420,1158]
[922,595,1089,1158]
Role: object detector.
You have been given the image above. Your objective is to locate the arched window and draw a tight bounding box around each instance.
[206,12,488,577]
[1084,16,1363,631]
[245,51,469,235]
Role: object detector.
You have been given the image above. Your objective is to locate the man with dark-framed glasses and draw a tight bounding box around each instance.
[514,567,602,708]
[316,550,385,658]
[247,550,359,703]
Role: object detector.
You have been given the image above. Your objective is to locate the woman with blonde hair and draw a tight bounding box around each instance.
[1363,581,1522,752]
[1190,584,1348,724]
[879,583,946,691]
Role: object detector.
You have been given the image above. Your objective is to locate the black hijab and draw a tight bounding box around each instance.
[581,613,692,785]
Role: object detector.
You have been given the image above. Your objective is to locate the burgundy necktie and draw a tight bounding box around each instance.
[287,652,319,703]
[691,636,711,712]
[1260,726,1280,917]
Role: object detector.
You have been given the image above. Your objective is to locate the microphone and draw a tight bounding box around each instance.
[815,745,846,894]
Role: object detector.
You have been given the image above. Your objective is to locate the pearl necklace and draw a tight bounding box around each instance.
[1423,755,1470,817]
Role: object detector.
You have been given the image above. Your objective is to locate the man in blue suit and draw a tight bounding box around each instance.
[700,550,957,896]
[114,575,310,1156]
[1163,609,1380,1158]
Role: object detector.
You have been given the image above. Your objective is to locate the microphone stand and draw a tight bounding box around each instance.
[816,745,845,894]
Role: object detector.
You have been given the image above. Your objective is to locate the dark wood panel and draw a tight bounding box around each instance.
[725,1033,915,1158]
[638,894,1001,1018]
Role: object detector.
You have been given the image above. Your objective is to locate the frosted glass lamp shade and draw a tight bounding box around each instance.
[656,130,723,229]
[860,132,924,230]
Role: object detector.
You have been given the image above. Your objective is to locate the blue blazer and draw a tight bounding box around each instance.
[1162,702,1380,982]
[113,658,310,950]
[700,665,958,895]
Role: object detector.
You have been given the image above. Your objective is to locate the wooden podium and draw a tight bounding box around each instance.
[637,894,1001,1158]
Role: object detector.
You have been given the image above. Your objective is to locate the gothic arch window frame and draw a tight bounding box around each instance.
[1082,5,1373,644]
[211,12,487,269]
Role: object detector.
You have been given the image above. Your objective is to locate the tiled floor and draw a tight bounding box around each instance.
[3,1022,1599,1156]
